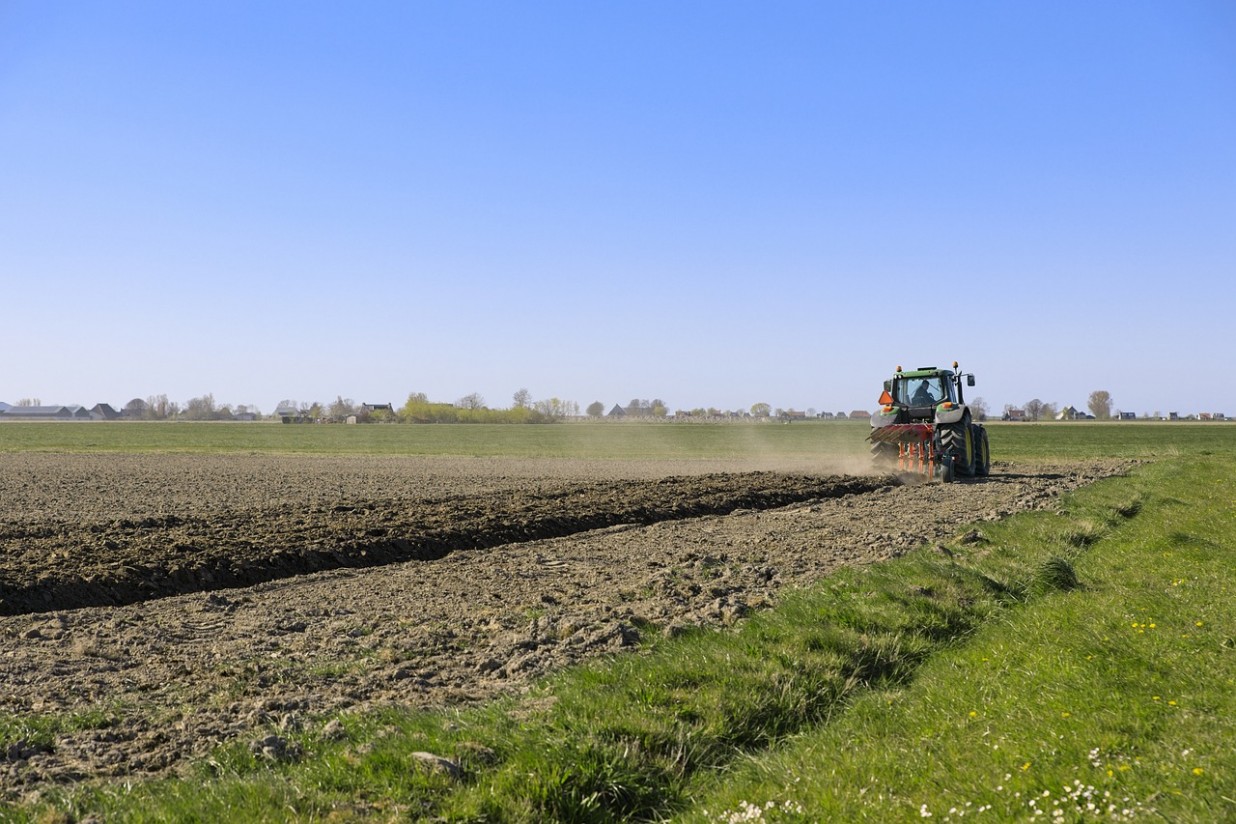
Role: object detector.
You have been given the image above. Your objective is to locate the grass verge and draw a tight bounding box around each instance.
[10,458,1234,822]
[682,457,1235,822]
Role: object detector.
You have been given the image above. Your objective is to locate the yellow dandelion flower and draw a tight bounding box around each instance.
[1193,768,1204,776]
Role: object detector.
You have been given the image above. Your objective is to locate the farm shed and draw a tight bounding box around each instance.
[0,405,82,420]
[90,403,121,420]
[275,403,311,424]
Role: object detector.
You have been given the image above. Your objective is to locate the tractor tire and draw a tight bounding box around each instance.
[938,419,974,477]
[871,441,899,469]
[974,426,991,476]
[940,455,955,483]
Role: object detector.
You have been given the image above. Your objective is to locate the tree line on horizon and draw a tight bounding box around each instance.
[1000,390,1115,421]
[8,388,1162,424]
[6,391,826,424]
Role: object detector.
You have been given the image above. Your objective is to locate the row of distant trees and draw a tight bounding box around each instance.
[268,390,583,424]
[15,388,1128,424]
[120,394,261,421]
[1000,391,1115,422]
[397,391,580,424]
[110,391,778,424]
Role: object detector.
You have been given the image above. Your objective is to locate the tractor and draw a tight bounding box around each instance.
[867,362,990,482]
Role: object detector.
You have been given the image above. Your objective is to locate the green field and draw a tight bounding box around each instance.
[4,422,1235,822]
[1,419,1230,461]
[0,420,866,459]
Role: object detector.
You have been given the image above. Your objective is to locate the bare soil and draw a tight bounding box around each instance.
[0,454,1129,796]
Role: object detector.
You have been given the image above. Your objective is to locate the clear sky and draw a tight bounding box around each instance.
[3,2,1234,417]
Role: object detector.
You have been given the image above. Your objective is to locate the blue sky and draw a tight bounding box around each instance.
[3,2,1234,416]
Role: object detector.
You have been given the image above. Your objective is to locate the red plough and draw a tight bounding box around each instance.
[867,423,937,476]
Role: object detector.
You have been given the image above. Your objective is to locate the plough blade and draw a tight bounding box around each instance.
[867,423,934,445]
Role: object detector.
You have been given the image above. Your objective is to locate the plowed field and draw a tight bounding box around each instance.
[0,454,1128,795]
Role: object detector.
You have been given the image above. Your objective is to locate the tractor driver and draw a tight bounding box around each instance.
[911,380,938,406]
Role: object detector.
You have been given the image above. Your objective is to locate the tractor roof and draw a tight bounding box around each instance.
[896,367,947,379]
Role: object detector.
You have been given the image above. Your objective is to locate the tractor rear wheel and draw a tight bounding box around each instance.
[974,426,991,476]
[939,420,974,477]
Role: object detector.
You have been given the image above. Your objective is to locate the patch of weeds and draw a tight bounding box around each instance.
[628,614,661,636]
[1036,556,1081,593]
[975,571,1028,601]
[305,659,357,679]
[0,707,121,754]
[1168,531,1210,548]
[1064,523,1104,547]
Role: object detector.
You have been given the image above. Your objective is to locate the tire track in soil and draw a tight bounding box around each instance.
[0,473,890,616]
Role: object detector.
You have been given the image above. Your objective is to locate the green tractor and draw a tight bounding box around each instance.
[867,362,990,482]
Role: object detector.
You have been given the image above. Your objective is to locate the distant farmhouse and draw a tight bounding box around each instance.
[0,402,140,421]
[1055,406,1095,421]
[0,404,92,420]
[275,402,312,424]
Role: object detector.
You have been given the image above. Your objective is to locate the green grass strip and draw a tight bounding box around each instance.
[12,458,1234,822]
[681,457,1235,823]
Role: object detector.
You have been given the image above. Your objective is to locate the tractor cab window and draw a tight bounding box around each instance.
[898,377,946,407]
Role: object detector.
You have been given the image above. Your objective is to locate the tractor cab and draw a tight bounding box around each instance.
[880,367,959,422]
[893,374,954,409]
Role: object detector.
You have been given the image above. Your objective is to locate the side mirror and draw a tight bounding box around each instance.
[967,375,976,387]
